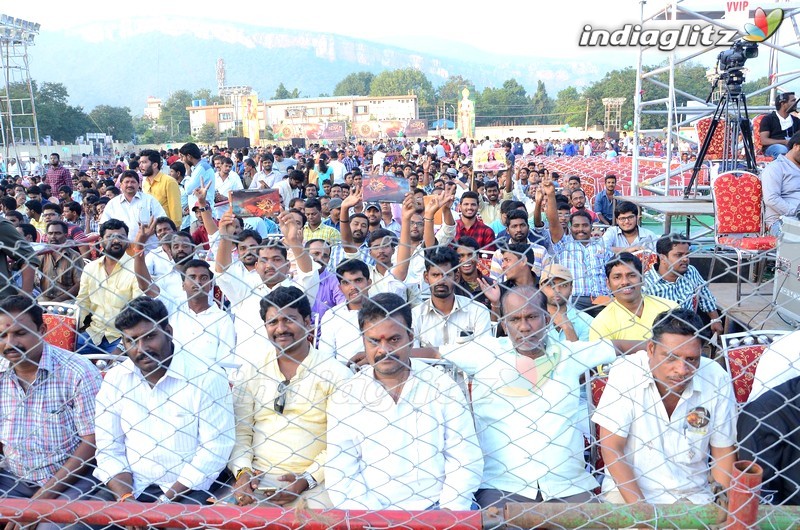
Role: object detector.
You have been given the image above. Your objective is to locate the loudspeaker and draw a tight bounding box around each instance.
[227,137,250,149]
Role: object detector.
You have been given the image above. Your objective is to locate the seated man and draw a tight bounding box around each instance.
[759,92,800,158]
[761,131,800,235]
[229,287,351,508]
[589,252,677,354]
[539,264,595,342]
[0,296,102,524]
[326,293,483,510]
[601,202,658,254]
[412,246,492,347]
[318,259,373,363]
[738,374,800,505]
[416,285,615,509]
[593,308,737,504]
[643,233,722,336]
[38,220,83,303]
[94,296,235,504]
[748,330,800,403]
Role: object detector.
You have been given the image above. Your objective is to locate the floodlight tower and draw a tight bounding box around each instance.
[0,14,41,166]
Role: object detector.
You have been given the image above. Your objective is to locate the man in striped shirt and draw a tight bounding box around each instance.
[643,234,722,336]
[0,296,102,519]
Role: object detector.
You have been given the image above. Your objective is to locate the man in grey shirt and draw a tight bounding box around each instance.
[762,131,800,234]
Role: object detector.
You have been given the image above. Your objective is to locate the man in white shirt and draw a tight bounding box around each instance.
[248,154,281,190]
[276,170,304,210]
[318,259,373,363]
[271,147,292,177]
[748,330,799,403]
[168,259,236,375]
[416,285,615,508]
[326,293,483,510]
[328,149,346,184]
[99,170,166,247]
[593,308,737,505]
[145,217,176,280]
[94,296,235,504]
[214,156,244,218]
[215,208,318,371]
[412,246,491,347]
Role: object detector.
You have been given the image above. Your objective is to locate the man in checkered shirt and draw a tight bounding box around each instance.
[0,296,102,521]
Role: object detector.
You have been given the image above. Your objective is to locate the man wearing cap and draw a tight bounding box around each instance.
[540,264,595,342]
[363,201,383,234]
[324,198,342,231]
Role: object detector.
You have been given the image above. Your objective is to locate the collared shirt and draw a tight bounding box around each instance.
[594,190,621,222]
[0,344,102,484]
[144,246,174,280]
[343,156,359,172]
[230,346,351,481]
[442,337,615,500]
[601,225,658,252]
[328,242,375,272]
[589,295,678,342]
[45,164,71,192]
[552,306,595,342]
[552,236,614,297]
[214,173,244,218]
[38,248,83,302]
[169,302,236,374]
[455,218,497,252]
[312,268,345,320]
[411,294,492,347]
[479,200,504,233]
[380,218,402,238]
[276,179,300,210]
[184,159,216,211]
[593,350,737,504]
[99,191,166,246]
[643,266,717,313]
[143,171,182,226]
[326,359,483,510]
[318,303,362,363]
[303,223,341,245]
[76,254,143,344]
[248,170,281,190]
[94,352,235,496]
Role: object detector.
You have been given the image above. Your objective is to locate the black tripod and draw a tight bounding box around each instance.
[684,74,757,198]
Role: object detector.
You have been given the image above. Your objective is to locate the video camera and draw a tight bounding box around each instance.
[717,39,758,72]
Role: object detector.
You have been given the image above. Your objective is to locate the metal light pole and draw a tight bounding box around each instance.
[0,14,41,166]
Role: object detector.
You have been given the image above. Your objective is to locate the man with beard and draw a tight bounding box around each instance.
[76,219,156,355]
[403,191,456,300]
[455,191,496,252]
[601,202,658,253]
[249,154,279,189]
[38,220,83,303]
[214,157,244,218]
[339,188,413,300]
[99,170,166,249]
[318,259,373,363]
[489,209,547,281]
[411,246,491,347]
[569,189,598,223]
[45,152,71,193]
[94,296,234,504]
[230,287,350,508]
[412,286,615,509]
[306,239,344,320]
[364,202,382,234]
[302,198,340,245]
[179,142,216,213]
[589,253,677,354]
[326,293,483,510]
[215,208,318,371]
[140,149,182,226]
[479,180,506,234]
[0,296,102,523]
[539,264,594,342]
[329,212,374,270]
[144,217,177,280]
[167,259,236,375]
[759,91,800,158]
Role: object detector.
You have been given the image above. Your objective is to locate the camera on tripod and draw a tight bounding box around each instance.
[716,40,758,95]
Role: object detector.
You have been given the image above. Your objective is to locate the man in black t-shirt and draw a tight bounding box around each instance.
[759,92,800,157]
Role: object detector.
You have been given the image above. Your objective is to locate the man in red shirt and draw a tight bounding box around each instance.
[455,191,496,252]
[570,189,599,223]
[45,153,71,192]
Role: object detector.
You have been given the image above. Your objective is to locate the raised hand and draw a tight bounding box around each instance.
[218,209,237,236]
[401,192,416,221]
[341,186,363,210]
[135,217,157,247]
[194,175,209,207]
[278,210,302,247]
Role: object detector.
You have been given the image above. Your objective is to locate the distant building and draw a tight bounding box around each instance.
[186,94,418,142]
[144,97,162,120]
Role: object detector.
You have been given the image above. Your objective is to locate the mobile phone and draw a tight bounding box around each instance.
[255,486,278,496]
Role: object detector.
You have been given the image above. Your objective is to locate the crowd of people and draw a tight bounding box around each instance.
[0,138,796,524]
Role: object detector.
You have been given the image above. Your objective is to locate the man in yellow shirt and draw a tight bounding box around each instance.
[140,149,182,226]
[229,286,351,508]
[589,252,677,354]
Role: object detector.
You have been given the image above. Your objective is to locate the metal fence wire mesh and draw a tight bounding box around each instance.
[0,150,799,530]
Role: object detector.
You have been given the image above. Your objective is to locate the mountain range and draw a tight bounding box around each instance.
[27,19,620,113]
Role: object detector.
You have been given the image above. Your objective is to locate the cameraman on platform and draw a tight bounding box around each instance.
[760,92,800,158]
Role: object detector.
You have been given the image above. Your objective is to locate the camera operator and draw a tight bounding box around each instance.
[760,92,800,158]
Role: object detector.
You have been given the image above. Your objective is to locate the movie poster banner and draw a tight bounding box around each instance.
[272,122,347,141]
[473,148,508,171]
[355,119,427,139]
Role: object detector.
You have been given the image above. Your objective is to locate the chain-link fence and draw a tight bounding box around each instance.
[0,152,798,530]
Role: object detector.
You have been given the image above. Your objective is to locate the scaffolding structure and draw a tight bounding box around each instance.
[632,1,800,196]
[0,14,40,166]
[603,97,626,133]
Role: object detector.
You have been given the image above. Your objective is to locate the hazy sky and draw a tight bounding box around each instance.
[7,1,642,60]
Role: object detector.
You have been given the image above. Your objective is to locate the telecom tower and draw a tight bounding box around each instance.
[0,14,40,165]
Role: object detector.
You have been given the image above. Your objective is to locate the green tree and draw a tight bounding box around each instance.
[476,79,532,126]
[159,89,193,139]
[333,72,375,97]
[89,105,134,142]
[436,75,476,105]
[0,81,91,142]
[530,80,554,125]
[192,88,224,105]
[272,83,300,100]
[370,68,435,110]
[554,87,587,128]
[195,123,218,144]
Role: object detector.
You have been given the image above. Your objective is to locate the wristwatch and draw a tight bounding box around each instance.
[157,494,171,504]
[299,472,318,490]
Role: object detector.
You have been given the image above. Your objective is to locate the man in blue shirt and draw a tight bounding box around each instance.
[594,174,621,225]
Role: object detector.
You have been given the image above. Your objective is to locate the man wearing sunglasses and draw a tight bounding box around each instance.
[229,287,351,509]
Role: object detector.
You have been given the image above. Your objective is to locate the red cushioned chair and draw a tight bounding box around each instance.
[721,331,790,405]
[752,114,768,157]
[710,171,777,301]
[695,116,727,159]
[40,302,80,352]
[587,373,609,475]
